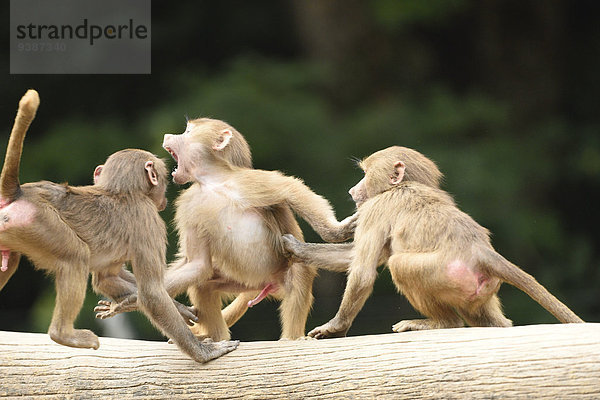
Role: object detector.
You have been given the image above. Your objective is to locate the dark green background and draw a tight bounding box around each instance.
[0,1,598,342]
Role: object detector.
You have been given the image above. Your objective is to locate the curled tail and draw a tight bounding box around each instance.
[0,89,40,203]
[480,246,584,324]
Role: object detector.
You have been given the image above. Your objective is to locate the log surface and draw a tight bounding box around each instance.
[1,323,599,399]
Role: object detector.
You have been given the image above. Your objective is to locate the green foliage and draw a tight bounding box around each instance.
[371,0,468,29]
[21,118,138,186]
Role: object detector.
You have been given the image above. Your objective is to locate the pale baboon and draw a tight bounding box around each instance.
[97,118,355,340]
[282,146,583,339]
[0,90,237,362]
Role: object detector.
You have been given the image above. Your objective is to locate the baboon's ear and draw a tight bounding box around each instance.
[145,161,159,186]
[93,165,103,184]
[213,129,233,151]
[390,161,406,185]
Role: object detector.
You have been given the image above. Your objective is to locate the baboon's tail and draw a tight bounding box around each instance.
[480,246,584,324]
[0,90,39,202]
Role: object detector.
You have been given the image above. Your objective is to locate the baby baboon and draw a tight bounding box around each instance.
[98,118,355,340]
[283,146,583,338]
[91,165,198,326]
[0,90,237,362]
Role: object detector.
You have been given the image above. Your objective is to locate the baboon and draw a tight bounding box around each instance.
[91,165,198,326]
[282,146,583,339]
[0,90,237,362]
[97,118,355,340]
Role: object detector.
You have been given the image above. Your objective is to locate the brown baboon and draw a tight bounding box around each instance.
[91,165,198,326]
[0,90,237,362]
[282,146,583,339]
[97,118,355,340]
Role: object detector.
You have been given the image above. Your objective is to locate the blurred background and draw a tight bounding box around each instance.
[0,0,598,342]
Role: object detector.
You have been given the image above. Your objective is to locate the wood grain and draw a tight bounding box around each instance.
[1,323,599,399]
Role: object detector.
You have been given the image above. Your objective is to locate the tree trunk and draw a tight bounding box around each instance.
[1,323,598,399]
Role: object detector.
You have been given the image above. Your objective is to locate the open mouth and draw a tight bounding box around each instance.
[164,146,180,177]
[164,146,178,163]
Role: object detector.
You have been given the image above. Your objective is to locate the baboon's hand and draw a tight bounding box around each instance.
[281,234,305,259]
[307,318,349,339]
[94,299,136,319]
[173,300,198,326]
[322,213,358,243]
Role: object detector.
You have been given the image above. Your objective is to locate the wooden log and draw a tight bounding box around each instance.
[0,323,599,399]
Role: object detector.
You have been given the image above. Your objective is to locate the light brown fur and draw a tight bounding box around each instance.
[283,146,583,338]
[0,91,237,362]
[101,118,355,340]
